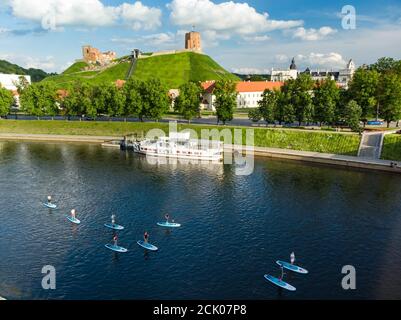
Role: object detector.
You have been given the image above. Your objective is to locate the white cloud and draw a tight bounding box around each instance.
[292,26,337,41]
[140,33,176,45]
[119,2,162,30]
[296,53,346,69]
[275,54,289,62]
[242,35,270,43]
[111,32,182,50]
[8,0,162,31]
[231,67,269,74]
[168,0,303,44]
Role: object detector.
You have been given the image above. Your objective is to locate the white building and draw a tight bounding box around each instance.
[0,73,31,91]
[338,59,356,89]
[301,59,356,88]
[270,58,298,82]
[201,81,284,110]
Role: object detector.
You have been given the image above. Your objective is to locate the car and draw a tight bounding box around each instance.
[367,120,383,126]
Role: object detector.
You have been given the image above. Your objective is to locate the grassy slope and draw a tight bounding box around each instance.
[62,61,89,75]
[43,52,239,88]
[0,120,360,156]
[381,134,401,161]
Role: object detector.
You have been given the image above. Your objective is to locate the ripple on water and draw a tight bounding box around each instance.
[0,141,401,299]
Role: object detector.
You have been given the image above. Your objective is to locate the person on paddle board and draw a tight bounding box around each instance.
[71,209,76,219]
[290,252,295,265]
[279,266,284,281]
[165,213,170,223]
[113,235,118,246]
[111,214,116,226]
[144,231,149,244]
[47,196,52,204]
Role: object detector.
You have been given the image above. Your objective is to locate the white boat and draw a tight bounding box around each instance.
[132,132,223,161]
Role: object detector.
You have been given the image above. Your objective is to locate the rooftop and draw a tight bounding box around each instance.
[201,81,284,93]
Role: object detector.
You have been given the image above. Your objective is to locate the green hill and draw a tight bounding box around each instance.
[43,52,239,88]
[0,59,52,82]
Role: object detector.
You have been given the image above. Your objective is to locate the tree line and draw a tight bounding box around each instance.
[3,78,172,121]
[248,57,401,131]
[0,57,400,131]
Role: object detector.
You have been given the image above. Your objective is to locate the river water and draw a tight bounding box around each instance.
[0,141,400,300]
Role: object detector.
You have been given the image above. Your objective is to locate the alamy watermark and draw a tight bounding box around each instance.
[41,265,56,290]
[341,5,357,30]
[341,265,356,290]
[142,121,255,176]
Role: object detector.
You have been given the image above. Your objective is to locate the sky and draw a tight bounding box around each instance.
[0,0,401,74]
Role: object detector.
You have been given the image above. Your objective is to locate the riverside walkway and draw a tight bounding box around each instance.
[358,132,384,159]
[0,133,116,143]
[227,144,401,174]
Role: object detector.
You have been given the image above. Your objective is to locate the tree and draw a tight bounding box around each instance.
[248,108,262,123]
[124,79,143,119]
[16,76,30,95]
[106,84,126,117]
[378,73,401,128]
[369,57,399,74]
[313,78,340,126]
[214,80,237,125]
[281,103,296,125]
[348,68,379,124]
[258,89,278,125]
[140,78,170,121]
[274,90,290,125]
[344,100,362,133]
[19,82,57,119]
[282,74,314,126]
[92,84,109,116]
[62,81,93,119]
[249,75,265,81]
[174,81,202,123]
[0,87,14,117]
[42,82,59,118]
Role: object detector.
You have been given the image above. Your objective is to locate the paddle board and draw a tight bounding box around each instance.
[67,216,81,224]
[105,244,128,253]
[276,260,308,274]
[43,203,57,209]
[157,221,181,228]
[104,223,124,231]
[264,274,296,291]
[137,240,158,251]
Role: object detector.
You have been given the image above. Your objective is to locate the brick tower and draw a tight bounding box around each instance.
[185,31,202,52]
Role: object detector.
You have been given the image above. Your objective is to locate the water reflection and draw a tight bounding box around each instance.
[0,141,401,299]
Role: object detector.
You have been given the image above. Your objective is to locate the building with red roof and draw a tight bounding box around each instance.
[200,80,284,110]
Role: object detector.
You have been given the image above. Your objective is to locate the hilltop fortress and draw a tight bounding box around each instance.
[82,46,116,65]
[80,31,202,68]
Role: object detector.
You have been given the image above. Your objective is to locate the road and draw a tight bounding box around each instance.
[4,114,401,130]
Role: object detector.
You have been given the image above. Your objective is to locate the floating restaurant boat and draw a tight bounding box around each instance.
[121,132,223,161]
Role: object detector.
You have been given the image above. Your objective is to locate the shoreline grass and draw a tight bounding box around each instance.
[381,134,401,161]
[0,120,361,156]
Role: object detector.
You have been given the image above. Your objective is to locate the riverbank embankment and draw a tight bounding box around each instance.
[1,132,397,174]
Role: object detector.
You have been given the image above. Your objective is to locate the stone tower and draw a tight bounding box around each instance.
[185,31,202,52]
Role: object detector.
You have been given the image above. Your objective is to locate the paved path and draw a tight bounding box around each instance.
[227,144,401,174]
[358,132,384,159]
[0,133,118,143]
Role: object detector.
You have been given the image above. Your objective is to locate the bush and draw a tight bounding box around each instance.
[248,108,262,123]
